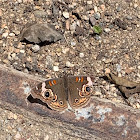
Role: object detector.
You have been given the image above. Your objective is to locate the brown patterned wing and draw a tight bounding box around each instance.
[31,78,68,111]
[68,76,94,109]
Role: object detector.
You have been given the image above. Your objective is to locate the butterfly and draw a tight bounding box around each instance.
[31,76,94,111]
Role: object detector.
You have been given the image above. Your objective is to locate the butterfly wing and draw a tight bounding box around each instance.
[31,78,68,111]
[68,76,93,109]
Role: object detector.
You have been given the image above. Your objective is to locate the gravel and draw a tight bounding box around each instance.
[0,0,139,138]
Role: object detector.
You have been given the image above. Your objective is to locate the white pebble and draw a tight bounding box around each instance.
[105,85,110,91]
[63,11,70,19]
[62,48,69,54]
[66,61,74,67]
[79,53,84,58]
[32,44,40,52]
[70,41,76,46]
[104,28,111,33]
[70,22,77,31]
[20,50,25,53]
[9,33,15,37]
[2,32,8,38]
[11,53,16,58]
[82,15,89,21]
[53,66,59,71]
[87,1,92,5]
[17,0,22,3]
[94,6,98,12]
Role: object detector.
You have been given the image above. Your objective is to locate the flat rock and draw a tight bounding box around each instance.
[19,23,63,44]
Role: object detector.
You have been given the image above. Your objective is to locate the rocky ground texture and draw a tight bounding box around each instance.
[0,0,139,139]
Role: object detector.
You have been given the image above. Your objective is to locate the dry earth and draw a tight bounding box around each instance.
[0,0,139,139]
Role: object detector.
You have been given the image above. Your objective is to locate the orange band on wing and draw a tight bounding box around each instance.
[81,77,84,82]
[49,81,53,86]
[73,97,89,106]
[76,77,79,82]
[50,102,67,109]
[53,80,56,85]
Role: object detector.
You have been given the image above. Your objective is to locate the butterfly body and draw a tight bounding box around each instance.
[31,76,94,111]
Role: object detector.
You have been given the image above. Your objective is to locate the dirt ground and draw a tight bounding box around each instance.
[0,0,139,139]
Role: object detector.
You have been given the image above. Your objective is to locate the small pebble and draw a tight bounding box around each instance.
[62,48,69,54]
[71,41,76,46]
[31,44,40,52]
[116,64,121,72]
[79,53,84,58]
[94,6,98,12]
[2,32,8,38]
[89,16,96,26]
[11,53,16,59]
[103,58,112,64]
[53,66,59,71]
[126,15,133,20]
[33,10,47,18]
[100,4,105,11]
[13,114,18,120]
[116,6,121,12]
[20,50,25,53]
[82,15,89,21]
[23,68,29,73]
[105,85,110,91]
[70,22,77,32]
[94,12,101,20]
[46,56,54,67]
[104,28,111,33]
[94,35,101,40]
[8,53,12,60]
[105,68,110,74]
[125,67,134,74]
[14,132,21,139]
[63,11,70,19]
[134,3,138,8]
[44,135,49,140]
[8,112,15,120]
[56,48,62,53]
[136,103,140,109]
[65,20,70,30]
[9,33,15,37]
[3,59,10,64]
[87,1,92,5]
[17,0,22,3]
[110,86,117,93]
[13,30,20,35]
[66,61,74,67]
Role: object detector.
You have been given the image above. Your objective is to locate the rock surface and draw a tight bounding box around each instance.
[0,0,139,139]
